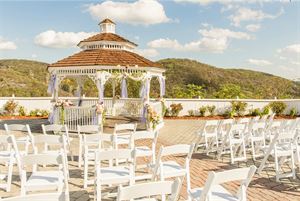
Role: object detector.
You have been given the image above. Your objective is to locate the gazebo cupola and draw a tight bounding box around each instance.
[78,18,137,52]
[99,18,116,33]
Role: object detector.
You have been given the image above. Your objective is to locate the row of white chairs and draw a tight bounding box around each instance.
[0,133,257,201]
[196,116,300,181]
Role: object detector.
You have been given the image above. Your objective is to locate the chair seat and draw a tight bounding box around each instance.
[154,161,186,178]
[135,146,152,157]
[189,185,238,201]
[99,166,131,184]
[25,171,63,191]
[16,137,28,144]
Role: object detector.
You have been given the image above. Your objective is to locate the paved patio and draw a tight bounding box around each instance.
[0,119,300,200]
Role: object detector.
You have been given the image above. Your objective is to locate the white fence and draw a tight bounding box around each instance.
[0,97,300,116]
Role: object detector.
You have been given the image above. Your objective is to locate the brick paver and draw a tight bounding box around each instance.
[0,118,299,200]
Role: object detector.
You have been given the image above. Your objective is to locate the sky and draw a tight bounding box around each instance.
[0,0,299,80]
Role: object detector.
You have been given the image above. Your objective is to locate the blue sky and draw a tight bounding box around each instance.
[0,0,299,79]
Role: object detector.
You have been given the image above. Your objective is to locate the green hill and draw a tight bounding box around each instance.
[0,58,299,99]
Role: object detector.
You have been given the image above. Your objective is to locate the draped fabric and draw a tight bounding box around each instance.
[96,79,105,102]
[48,106,56,124]
[140,78,150,99]
[121,77,128,98]
[158,77,166,97]
[47,74,56,94]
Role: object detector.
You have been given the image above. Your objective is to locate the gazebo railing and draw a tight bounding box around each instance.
[55,106,99,131]
[53,98,163,131]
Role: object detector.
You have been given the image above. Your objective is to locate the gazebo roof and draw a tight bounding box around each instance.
[78,33,137,47]
[48,49,160,68]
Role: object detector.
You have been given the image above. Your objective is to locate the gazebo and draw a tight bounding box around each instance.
[47,19,165,131]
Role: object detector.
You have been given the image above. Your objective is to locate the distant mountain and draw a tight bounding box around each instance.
[0,59,299,98]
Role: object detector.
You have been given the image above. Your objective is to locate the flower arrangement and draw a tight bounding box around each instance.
[95,102,104,114]
[146,104,161,130]
[55,99,74,108]
[95,102,106,125]
[54,99,73,124]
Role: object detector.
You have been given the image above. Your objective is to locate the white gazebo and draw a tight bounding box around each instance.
[47,19,165,131]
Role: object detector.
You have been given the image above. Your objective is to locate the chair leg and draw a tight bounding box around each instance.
[83,155,88,189]
[6,159,13,192]
[78,136,82,168]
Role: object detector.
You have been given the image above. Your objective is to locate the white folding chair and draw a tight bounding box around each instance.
[189,166,256,201]
[4,124,33,155]
[32,134,69,177]
[194,120,207,152]
[83,133,113,188]
[77,125,101,168]
[20,152,68,196]
[257,130,298,181]
[113,123,136,149]
[94,149,135,201]
[228,124,247,164]
[130,129,159,181]
[151,144,195,199]
[0,192,69,201]
[202,120,220,155]
[117,179,181,201]
[250,122,266,160]
[0,135,19,192]
[42,124,73,160]
[217,119,234,140]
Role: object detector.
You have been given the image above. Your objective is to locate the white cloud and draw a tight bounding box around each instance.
[248,58,272,66]
[246,24,261,32]
[135,48,159,58]
[147,27,252,53]
[278,43,300,55]
[86,0,170,25]
[229,7,284,27]
[34,30,96,48]
[0,37,17,50]
[277,43,300,67]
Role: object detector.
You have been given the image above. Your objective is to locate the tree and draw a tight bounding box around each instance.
[214,84,245,99]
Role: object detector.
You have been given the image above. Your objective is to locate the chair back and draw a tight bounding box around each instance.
[117,179,181,201]
[199,166,257,201]
[96,149,134,162]
[159,144,195,159]
[32,134,67,154]
[114,123,136,135]
[78,125,100,134]
[42,124,65,134]
[83,133,113,149]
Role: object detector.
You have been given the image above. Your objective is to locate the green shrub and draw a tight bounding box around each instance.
[164,108,171,117]
[188,110,194,116]
[41,110,49,117]
[262,106,270,116]
[207,105,216,116]
[18,106,26,116]
[170,103,183,117]
[4,100,18,115]
[231,101,247,117]
[251,108,261,116]
[199,106,207,117]
[289,107,297,117]
[268,101,287,115]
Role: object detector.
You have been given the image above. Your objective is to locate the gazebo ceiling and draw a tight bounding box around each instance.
[48,49,161,68]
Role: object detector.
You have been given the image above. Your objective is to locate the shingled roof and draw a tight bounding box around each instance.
[78,33,137,46]
[99,18,115,25]
[48,49,160,68]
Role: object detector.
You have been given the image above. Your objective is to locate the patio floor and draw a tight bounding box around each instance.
[0,119,300,200]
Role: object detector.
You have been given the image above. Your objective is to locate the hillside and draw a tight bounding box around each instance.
[0,59,299,98]
[158,58,300,99]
